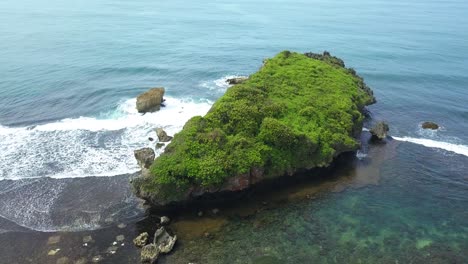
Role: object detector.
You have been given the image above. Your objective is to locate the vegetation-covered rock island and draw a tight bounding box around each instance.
[133,51,376,206]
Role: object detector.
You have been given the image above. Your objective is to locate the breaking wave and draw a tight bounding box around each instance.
[199,75,244,92]
[0,97,212,180]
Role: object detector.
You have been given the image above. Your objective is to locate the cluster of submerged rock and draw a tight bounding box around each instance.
[133,217,177,263]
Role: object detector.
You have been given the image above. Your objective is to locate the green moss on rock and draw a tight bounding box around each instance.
[135,51,375,203]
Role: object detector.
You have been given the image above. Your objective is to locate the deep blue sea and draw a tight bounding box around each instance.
[0,0,467,263]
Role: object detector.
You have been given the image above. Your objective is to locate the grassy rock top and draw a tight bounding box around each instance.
[141,51,375,196]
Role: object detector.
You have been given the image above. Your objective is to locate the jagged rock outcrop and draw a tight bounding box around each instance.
[132,51,376,206]
[134,148,155,169]
[153,227,177,254]
[136,88,165,113]
[156,128,173,142]
[370,121,390,140]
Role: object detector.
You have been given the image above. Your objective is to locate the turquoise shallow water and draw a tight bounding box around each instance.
[0,0,467,263]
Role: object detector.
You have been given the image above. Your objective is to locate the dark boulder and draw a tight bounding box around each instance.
[370,121,389,140]
[422,122,439,130]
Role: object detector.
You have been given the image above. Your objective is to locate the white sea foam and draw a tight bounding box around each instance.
[0,97,212,180]
[392,136,468,157]
[356,150,368,160]
[199,75,243,92]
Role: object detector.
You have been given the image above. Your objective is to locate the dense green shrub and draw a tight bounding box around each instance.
[148,51,375,188]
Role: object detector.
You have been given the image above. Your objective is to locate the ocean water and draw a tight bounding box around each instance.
[0,0,467,262]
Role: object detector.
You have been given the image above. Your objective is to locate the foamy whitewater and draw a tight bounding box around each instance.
[392,137,468,157]
[0,97,212,180]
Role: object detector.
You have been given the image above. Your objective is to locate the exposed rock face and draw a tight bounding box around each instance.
[141,244,159,263]
[134,148,155,169]
[133,232,149,248]
[226,76,248,85]
[132,167,266,206]
[136,88,165,113]
[156,128,173,142]
[422,121,439,130]
[370,121,389,140]
[154,227,177,254]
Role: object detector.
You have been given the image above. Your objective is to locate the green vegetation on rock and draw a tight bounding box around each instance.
[140,51,375,197]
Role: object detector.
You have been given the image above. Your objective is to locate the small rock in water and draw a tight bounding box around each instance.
[141,244,159,263]
[421,121,439,130]
[136,87,165,113]
[133,232,149,248]
[112,241,117,246]
[156,128,173,142]
[82,235,94,244]
[148,137,154,141]
[212,208,220,215]
[160,216,170,225]
[117,223,127,229]
[197,211,203,217]
[116,235,125,242]
[370,121,389,141]
[47,235,61,245]
[48,249,60,256]
[107,246,119,254]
